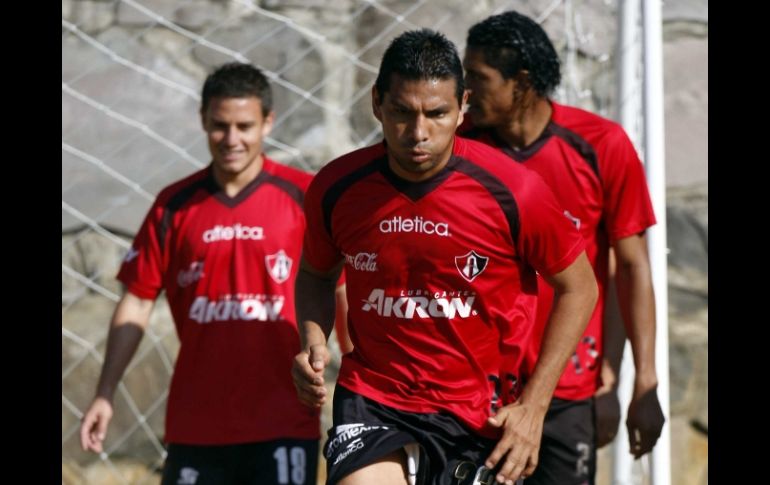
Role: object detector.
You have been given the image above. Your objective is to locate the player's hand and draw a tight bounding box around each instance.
[626,384,664,459]
[80,397,114,453]
[484,401,546,483]
[594,382,621,447]
[291,344,330,408]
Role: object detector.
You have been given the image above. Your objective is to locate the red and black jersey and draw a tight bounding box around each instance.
[303,136,584,437]
[117,158,320,445]
[461,101,656,400]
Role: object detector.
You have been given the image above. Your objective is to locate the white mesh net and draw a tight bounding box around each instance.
[62,1,631,483]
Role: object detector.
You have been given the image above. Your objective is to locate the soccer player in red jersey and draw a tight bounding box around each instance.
[291,29,598,485]
[79,62,338,484]
[462,11,665,485]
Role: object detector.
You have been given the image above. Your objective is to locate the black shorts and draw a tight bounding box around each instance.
[524,397,596,485]
[160,438,319,485]
[324,385,501,485]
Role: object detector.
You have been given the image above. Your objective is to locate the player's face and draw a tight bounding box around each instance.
[201,96,274,180]
[373,74,466,182]
[463,48,516,128]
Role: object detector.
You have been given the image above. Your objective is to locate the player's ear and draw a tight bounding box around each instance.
[456,89,469,128]
[372,86,383,122]
[513,70,535,107]
[261,109,275,137]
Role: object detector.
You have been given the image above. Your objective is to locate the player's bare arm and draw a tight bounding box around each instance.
[80,291,154,453]
[292,257,343,408]
[486,251,598,482]
[595,249,624,447]
[613,234,664,457]
[334,283,353,354]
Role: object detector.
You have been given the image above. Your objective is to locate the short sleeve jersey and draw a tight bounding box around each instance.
[117,158,320,445]
[303,136,584,437]
[461,102,656,400]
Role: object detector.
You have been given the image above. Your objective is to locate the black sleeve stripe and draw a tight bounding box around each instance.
[321,158,383,238]
[160,175,215,251]
[263,173,305,209]
[452,157,520,246]
[463,127,553,163]
[549,123,601,180]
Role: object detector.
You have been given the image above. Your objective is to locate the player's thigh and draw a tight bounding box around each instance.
[338,449,409,485]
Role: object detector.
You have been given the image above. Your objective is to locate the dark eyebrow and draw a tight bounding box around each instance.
[389,99,414,112]
[427,107,449,116]
[209,118,256,126]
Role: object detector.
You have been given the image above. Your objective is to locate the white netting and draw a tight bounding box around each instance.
[62,1,628,483]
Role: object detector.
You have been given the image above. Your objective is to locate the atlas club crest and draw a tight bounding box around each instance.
[266,249,293,284]
[455,250,489,282]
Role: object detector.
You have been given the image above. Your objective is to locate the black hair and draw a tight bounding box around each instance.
[374,29,464,105]
[467,11,561,96]
[201,62,273,115]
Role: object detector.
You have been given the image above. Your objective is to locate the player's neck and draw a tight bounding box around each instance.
[495,97,552,151]
[212,156,264,197]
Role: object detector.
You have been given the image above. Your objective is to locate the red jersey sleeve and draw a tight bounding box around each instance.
[515,170,586,277]
[302,175,343,273]
[600,126,656,242]
[116,198,166,300]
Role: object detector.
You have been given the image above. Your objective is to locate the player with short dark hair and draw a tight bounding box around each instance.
[80,62,334,485]
[292,29,598,485]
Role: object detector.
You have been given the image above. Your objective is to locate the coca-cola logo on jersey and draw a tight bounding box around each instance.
[177,261,204,288]
[344,252,378,272]
[202,223,264,243]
